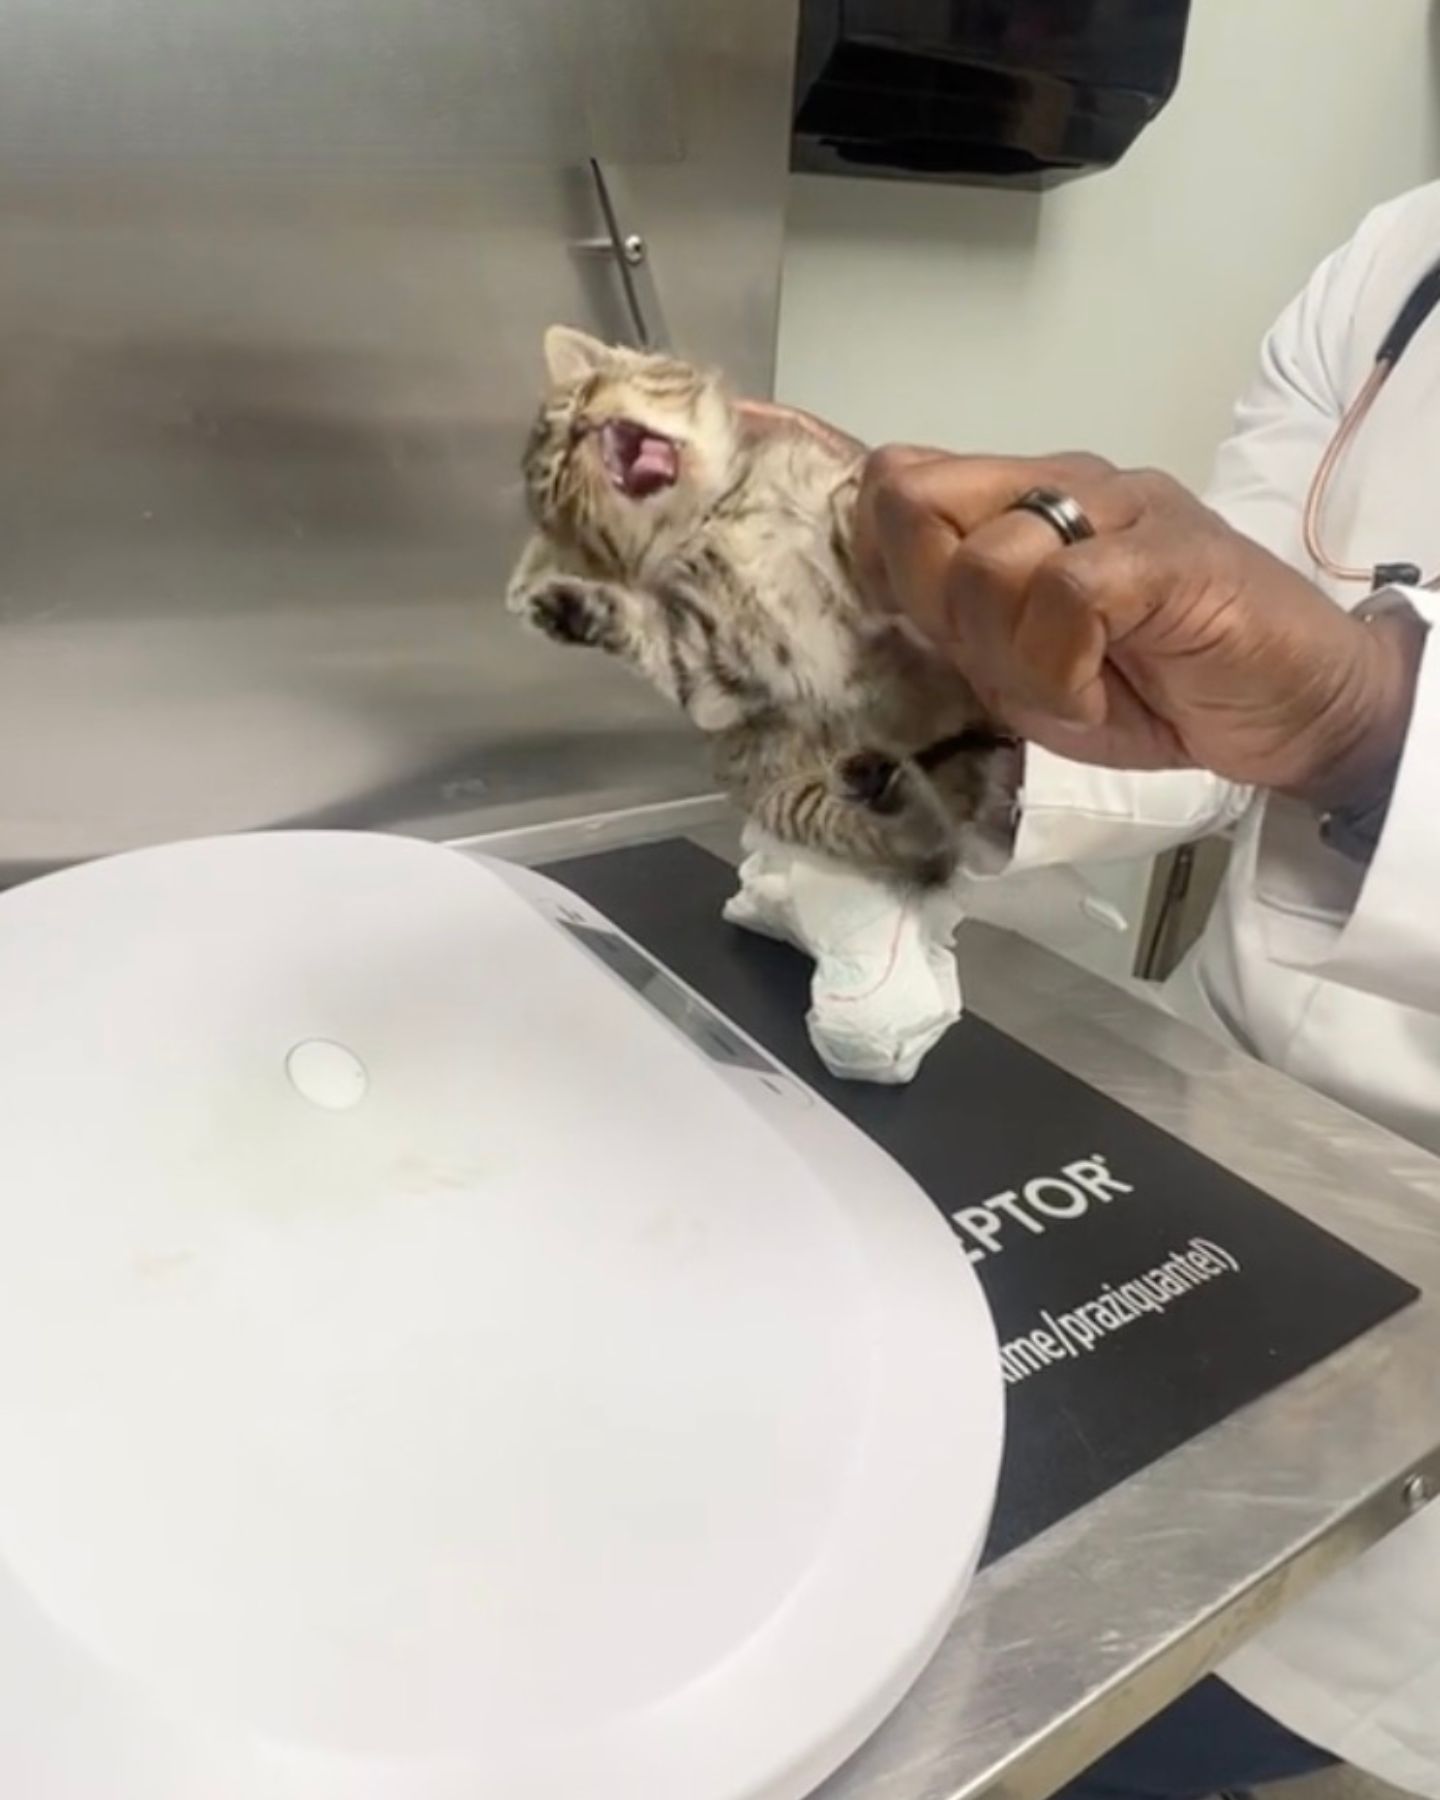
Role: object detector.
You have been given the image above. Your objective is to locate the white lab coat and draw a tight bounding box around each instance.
[1004,181,1440,1791]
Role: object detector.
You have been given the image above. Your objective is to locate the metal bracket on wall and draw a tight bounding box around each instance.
[572,160,669,352]
[1134,837,1233,982]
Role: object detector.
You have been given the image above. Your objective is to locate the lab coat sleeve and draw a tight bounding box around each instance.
[1008,751,1249,872]
[1251,591,1440,1013]
[1009,191,1407,875]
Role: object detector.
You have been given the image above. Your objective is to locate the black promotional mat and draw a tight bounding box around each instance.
[547,840,1419,1563]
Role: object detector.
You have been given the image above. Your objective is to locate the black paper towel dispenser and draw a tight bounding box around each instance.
[792,1,1193,187]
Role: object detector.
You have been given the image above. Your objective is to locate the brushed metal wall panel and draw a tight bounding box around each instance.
[0,0,683,168]
[0,0,798,875]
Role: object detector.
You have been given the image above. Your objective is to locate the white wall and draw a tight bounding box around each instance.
[775,0,1440,982]
[776,0,1440,487]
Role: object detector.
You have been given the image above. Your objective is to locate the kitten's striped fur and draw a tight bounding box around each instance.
[507,328,1010,887]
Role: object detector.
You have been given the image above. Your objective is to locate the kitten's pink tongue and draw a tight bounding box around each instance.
[627,435,680,497]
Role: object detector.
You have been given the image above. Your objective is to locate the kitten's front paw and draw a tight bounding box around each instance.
[517,583,618,650]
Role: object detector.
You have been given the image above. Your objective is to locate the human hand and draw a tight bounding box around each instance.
[854,449,1426,808]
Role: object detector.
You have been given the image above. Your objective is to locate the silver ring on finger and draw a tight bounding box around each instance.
[1007,486,1096,548]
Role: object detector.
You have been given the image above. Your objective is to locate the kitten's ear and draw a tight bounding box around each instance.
[544,326,611,387]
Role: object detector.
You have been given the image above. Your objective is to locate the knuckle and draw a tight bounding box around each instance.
[1036,552,1106,612]
[1121,465,1181,507]
[948,538,1014,594]
[1052,450,1116,486]
[863,444,919,498]
[865,467,933,548]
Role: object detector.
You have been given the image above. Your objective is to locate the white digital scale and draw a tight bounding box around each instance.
[0,831,1004,1800]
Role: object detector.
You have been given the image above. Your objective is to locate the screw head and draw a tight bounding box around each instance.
[621,233,647,267]
[1403,1474,1435,1514]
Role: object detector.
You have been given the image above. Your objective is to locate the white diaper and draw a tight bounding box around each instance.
[724,831,1129,1085]
[724,835,967,1085]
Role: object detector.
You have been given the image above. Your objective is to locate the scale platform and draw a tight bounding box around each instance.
[0,830,1004,1800]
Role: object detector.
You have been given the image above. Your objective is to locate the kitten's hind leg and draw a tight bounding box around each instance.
[835,750,962,885]
[917,731,1021,872]
[750,754,959,889]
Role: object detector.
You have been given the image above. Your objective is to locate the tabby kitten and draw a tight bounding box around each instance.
[507,328,1010,887]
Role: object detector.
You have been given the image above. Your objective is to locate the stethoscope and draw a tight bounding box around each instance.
[1139,262,1440,979]
[1304,253,1440,592]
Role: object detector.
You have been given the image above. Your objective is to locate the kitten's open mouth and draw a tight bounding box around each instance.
[599,419,680,500]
